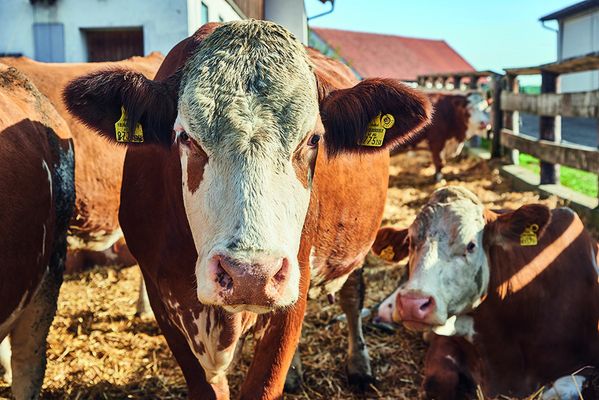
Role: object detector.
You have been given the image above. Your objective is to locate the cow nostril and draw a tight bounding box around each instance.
[216,260,233,290]
[273,258,289,283]
[420,297,434,311]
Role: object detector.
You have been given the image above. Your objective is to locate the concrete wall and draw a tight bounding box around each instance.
[264,0,307,43]
[558,8,599,93]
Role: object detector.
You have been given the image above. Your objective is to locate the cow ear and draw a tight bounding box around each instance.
[372,227,410,262]
[319,78,432,156]
[63,69,179,147]
[484,204,552,247]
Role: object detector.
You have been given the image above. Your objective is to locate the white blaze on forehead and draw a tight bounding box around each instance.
[404,187,490,325]
[176,21,319,308]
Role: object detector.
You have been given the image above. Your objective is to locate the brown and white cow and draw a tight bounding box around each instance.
[0,54,163,315]
[63,21,431,399]
[0,64,75,399]
[374,186,599,399]
[397,92,489,182]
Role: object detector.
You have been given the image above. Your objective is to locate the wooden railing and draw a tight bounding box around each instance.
[499,52,599,194]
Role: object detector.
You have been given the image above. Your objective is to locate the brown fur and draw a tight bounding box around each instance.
[1,53,163,248]
[0,63,75,398]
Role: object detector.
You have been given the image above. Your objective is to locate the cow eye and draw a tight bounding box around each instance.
[466,241,476,254]
[307,134,321,147]
[179,130,191,145]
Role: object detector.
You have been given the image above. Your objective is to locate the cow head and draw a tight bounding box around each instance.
[465,93,489,138]
[373,186,551,331]
[64,21,431,313]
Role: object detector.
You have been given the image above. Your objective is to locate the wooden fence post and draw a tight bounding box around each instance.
[504,74,519,164]
[491,74,503,158]
[539,71,560,185]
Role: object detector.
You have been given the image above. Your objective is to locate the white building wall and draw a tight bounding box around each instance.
[0,0,189,61]
[187,0,242,36]
[559,9,599,93]
[264,0,307,44]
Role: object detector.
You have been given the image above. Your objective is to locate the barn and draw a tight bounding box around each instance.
[309,27,475,83]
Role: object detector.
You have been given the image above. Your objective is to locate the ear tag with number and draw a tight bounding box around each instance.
[115,106,144,143]
[520,224,539,246]
[362,113,395,147]
[379,245,395,261]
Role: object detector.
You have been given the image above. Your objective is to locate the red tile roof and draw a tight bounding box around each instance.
[311,27,475,81]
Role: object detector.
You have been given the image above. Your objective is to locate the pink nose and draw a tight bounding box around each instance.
[210,254,290,308]
[396,293,436,322]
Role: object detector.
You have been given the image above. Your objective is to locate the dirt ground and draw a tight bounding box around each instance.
[0,151,572,399]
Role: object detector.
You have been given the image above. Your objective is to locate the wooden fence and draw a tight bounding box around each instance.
[499,52,599,196]
[417,54,599,201]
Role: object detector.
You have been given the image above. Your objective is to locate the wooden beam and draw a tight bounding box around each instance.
[504,52,599,76]
[539,71,559,184]
[491,75,503,158]
[501,130,599,174]
[500,90,599,118]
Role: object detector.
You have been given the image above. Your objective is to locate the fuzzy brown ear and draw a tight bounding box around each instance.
[319,78,432,156]
[372,227,410,262]
[63,69,178,146]
[484,204,552,248]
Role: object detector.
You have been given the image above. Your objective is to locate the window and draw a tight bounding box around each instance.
[201,2,209,24]
[33,23,65,62]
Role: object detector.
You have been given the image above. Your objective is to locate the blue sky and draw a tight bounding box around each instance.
[305,0,575,78]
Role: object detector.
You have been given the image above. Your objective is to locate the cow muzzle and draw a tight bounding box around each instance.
[395,291,437,331]
[205,253,294,312]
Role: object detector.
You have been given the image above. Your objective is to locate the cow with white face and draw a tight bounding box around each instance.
[373,186,599,399]
[64,21,431,399]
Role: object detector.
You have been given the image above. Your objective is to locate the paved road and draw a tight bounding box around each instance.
[519,113,597,148]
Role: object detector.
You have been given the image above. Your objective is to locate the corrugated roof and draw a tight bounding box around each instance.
[540,0,599,21]
[311,27,474,81]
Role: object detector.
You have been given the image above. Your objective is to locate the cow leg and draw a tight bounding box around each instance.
[0,337,12,383]
[339,267,374,388]
[135,273,154,318]
[10,249,63,400]
[431,150,444,182]
[283,346,303,393]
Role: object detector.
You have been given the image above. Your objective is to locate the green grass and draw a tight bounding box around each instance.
[519,153,598,197]
[468,139,597,197]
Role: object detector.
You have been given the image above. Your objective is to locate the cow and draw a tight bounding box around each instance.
[0,64,75,399]
[0,53,163,315]
[373,186,599,399]
[395,92,489,182]
[63,21,432,399]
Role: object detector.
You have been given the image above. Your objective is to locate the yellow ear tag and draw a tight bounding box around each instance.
[520,224,539,246]
[115,106,144,143]
[379,245,395,261]
[362,113,395,147]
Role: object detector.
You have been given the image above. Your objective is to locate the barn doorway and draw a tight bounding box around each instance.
[83,28,143,62]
